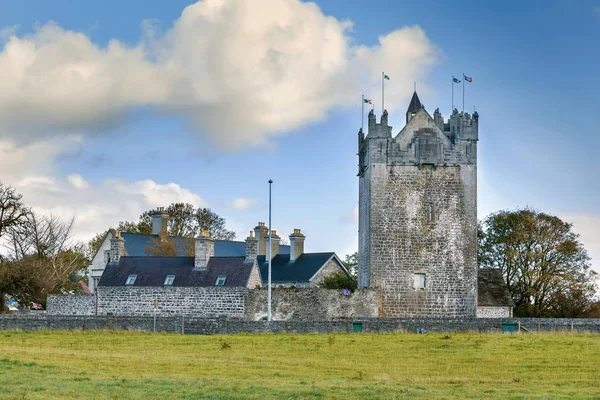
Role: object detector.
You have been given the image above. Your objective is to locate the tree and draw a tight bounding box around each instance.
[88,203,235,258]
[1,212,87,311]
[318,271,358,292]
[343,252,358,277]
[0,183,29,241]
[144,231,195,257]
[478,208,596,317]
[194,207,235,241]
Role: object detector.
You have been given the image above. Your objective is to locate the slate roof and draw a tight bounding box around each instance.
[119,232,289,257]
[478,268,513,307]
[406,91,422,114]
[257,252,342,283]
[99,256,255,287]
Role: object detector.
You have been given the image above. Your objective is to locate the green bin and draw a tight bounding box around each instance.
[501,322,519,333]
[352,322,363,333]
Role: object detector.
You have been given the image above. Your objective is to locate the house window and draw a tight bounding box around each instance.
[413,273,426,289]
[215,276,227,286]
[125,275,137,285]
[164,275,175,286]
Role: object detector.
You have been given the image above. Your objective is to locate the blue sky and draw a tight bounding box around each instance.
[0,0,598,271]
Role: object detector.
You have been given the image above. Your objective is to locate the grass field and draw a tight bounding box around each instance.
[0,330,598,399]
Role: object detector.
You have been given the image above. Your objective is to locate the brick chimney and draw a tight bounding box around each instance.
[152,207,169,235]
[245,231,257,262]
[269,230,280,259]
[194,230,214,269]
[109,231,125,265]
[253,222,269,256]
[289,229,305,262]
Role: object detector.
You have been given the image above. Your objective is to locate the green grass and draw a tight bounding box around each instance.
[0,330,598,399]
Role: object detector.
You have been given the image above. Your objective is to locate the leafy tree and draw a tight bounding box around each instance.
[318,271,358,292]
[343,252,358,277]
[194,207,236,241]
[88,203,235,257]
[478,208,596,317]
[144,232,195,257]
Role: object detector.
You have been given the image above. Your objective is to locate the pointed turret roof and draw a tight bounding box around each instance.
[406,91,422,114]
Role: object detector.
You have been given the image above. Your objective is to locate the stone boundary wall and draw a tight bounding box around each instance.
[1,314,599,334]
[244,288,378,320]
[46,288,379,320]
[476,306,512,319]
[96,287,248,317]
[47,294,96,316]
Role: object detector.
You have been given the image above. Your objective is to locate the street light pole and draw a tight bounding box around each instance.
[267,179,273,322]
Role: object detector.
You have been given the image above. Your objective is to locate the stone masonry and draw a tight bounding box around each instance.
[358,98,479,318]
[309,257,345,287]
[96,286,247,317]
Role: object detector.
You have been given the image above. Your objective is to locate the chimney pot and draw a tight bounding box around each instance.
[245,231,258,262]
[254,223,269,256]
[289,229,305,262]
[109,231,126,265]
[152,207,169,235]
[194,234,214,269]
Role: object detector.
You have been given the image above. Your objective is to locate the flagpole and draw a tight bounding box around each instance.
[462,72,465,114]
[267,179,273,322]
[452,76,454,112]
[361,95,364,130]
[382,72,384,114]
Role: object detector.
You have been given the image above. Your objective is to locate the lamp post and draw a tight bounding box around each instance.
[267,179,273,322]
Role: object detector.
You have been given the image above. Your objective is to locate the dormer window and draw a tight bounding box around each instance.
[164,275,175,286]
[125,275,137,285]
[215,276,226,286]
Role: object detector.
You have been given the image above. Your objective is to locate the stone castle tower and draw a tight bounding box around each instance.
[357,91,479,317]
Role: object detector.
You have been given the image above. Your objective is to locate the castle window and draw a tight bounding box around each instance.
[125,275,137,285]
[413,273,426,289]
[429,203,434,222]
[215,276,227,286]
[164,275,175,286]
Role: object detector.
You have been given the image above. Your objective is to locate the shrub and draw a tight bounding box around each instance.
[318,271,357,292]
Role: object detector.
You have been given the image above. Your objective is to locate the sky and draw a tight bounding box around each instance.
[0,0,599,272]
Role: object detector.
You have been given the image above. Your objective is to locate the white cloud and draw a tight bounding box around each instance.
[0,138,206,242]
[0,25,18,42]
[14,174,207,243]
[231,197,259,211]
[339,207,359,223]
[0,0,439,150]
[67,174,89,190]
[559,212,600,274]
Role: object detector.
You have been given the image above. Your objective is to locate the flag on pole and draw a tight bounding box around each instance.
[463,75,473,82]
[32,302,43,310]
[453,77,461,83]
[383,74,390,80]
[363,98,372,104]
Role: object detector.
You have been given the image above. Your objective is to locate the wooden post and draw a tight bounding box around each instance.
[181,315,185,335]
[571,321,574,333]
[518,321,521,333]
[538,321,541,332]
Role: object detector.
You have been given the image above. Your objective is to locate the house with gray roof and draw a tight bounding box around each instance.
[89,208,349,293]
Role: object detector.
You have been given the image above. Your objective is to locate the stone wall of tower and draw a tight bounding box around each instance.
[368,163,477,317]
[358,105,478,317]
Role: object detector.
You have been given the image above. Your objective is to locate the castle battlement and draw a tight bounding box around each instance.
[359,101,478,176]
